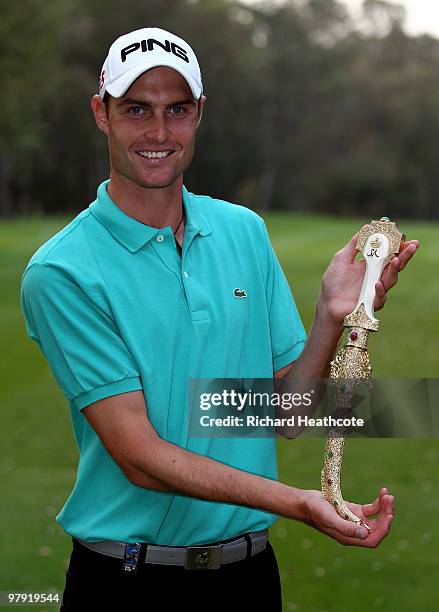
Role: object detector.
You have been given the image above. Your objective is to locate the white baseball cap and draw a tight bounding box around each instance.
[98,27,203,100]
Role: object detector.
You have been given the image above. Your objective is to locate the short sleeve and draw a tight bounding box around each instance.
[259,219,307,372]
[20,263,143,411]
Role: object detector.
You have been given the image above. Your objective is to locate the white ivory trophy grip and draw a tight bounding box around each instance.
[344,218,406,332]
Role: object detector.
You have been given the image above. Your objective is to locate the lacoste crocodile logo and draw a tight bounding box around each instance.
[234,288,247,299]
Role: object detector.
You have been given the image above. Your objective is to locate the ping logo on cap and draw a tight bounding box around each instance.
[121,38,189,64]
[98,28,203,100]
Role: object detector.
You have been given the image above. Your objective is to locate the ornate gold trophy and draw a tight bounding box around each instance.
[321,218,405,528]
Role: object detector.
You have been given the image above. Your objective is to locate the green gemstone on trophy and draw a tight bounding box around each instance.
[380,216,390,221]
[327,450,333,459]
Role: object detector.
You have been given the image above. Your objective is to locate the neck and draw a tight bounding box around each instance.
[107,172,184,230]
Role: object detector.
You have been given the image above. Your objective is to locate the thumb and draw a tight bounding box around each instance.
[329,513,369,540]
[338,231,360,263]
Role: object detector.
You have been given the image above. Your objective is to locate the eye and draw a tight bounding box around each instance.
[129,106,144,115]
[168,106,185,116]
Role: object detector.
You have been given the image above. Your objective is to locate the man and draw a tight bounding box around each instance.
[20,27,418,611]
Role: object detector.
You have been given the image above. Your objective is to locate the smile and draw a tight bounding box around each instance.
[137,150,173,159]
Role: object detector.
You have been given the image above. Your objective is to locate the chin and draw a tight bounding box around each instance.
[138,176,180,190]
[135,167,184,189]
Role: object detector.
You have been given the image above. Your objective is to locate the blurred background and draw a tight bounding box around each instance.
[4,0,439,218]
[1,0,438,610]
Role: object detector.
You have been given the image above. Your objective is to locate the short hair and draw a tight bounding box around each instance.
[103,92,110,116]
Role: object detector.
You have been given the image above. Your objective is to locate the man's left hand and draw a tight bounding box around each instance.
[319,232,419,325]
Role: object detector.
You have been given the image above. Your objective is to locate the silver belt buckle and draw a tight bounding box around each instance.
[185,545,222,570]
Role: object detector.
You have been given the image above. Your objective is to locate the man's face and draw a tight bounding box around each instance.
[93,67,205,190]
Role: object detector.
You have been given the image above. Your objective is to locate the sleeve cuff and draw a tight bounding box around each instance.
[72,376,143,411]
[273,339,307,372]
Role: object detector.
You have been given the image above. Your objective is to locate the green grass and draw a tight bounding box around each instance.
[1,213,437,611]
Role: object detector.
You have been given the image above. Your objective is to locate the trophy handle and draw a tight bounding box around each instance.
[344,218,405,332]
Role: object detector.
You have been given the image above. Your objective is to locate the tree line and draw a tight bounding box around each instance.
[2,0,439,219]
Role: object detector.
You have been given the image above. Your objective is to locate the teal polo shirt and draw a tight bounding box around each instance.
[20,180,307,546]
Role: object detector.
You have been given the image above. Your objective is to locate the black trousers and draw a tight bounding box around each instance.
[60,536,282,611]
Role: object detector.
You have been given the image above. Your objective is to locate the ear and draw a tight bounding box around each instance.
[91,94,109,135]
[196,94,206,128]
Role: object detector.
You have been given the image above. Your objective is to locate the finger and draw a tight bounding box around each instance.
[362,497,394,545]
[348,489,391,521]
[324,509,370,540]
[328,518,390,547]
[375,501,394,537]
[381,242,418,290]
[398,243,418,271]
[323,525,368,546]
[371,494,394,534]
[401,239,420,250]
[362,487,393,516]
[383,493,395,516]
[362,495,382,517]
[372,491,394,518]
[374,281,387,310]
[366,514,393,547]
[379,258,400,293]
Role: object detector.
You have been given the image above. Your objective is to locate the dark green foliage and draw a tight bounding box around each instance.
[2,0,439,218]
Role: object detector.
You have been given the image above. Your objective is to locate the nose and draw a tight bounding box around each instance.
[146,112,168,143]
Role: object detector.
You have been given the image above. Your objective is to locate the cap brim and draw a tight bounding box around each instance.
[103,61,202,100]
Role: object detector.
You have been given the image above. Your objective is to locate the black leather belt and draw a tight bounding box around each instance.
[75,529,268,571]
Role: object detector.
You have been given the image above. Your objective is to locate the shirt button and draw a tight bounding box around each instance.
[156,235,164,243]
[184,271,189,278]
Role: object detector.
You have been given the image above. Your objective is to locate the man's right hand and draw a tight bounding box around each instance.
[298,487,394,547]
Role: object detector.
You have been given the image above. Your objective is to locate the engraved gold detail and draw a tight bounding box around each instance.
[357,220,405,259]
[343,302,379,331]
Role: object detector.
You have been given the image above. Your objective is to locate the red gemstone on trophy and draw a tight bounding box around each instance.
[350,331,358,341]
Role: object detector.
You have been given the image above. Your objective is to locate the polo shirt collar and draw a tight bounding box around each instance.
[89,180,212,253]
[182,185,212,238]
